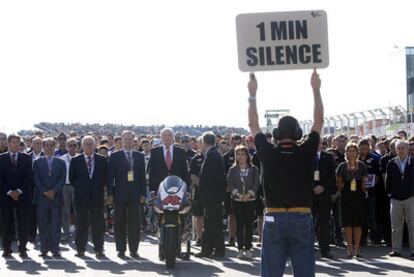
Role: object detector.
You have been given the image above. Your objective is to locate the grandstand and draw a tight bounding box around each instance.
[17,122,248,137]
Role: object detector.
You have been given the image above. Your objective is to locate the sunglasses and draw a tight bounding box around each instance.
[68,144,77,147]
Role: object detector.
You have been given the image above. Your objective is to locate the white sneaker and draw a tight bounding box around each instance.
[244,250,252,259]
[237,250,244,259]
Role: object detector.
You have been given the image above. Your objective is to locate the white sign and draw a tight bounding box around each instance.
[236,10,329,72]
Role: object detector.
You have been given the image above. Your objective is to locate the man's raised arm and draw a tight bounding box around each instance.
[310,69,324,134]
[247,73,262,137]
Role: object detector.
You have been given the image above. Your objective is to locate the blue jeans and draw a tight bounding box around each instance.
[261,212,315,277]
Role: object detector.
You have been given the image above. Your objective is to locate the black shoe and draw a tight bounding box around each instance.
[2,251,12,258]
[117,251,125,258]
[39,252,48,257]
[355,251,363,258]
[195,239,202,247]
[211,253,225,259]
[52,252,61,258]
[75,251,85,257]
[225,237,236,247]
[130,252,140,258]
[95,251,105,259]
[389,251,402,257]
[19,251,28,258]
[411,253,414,258]
[336,241,346,248]
[321,252,334,259]
[194,252,211,258]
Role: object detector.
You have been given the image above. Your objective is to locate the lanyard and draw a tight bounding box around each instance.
[238,166,249,194]
[348,162,357,180]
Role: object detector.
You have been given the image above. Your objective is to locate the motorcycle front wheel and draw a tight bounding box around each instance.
[165,226,177,268]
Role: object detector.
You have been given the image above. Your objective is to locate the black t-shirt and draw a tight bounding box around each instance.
[255,131,320,208]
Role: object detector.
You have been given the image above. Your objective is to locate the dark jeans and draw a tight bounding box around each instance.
[201,203,225,256]
[233,200,255,250]
[261,212,315,277]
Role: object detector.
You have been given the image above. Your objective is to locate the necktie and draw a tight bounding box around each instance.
[11,153,17,167]
[47,157,53,176]
[87,156,92,177]
[166,146,172,171]
[126,151,132,170]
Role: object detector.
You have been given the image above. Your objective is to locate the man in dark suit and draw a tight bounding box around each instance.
[27,136,44,242]
[107,130,146,258]
[195,132,226,258]
[0,134,32,258]
[70,136,108,258]
[148,128,189,192]
[33,137,66,258]
[222,134,242,247]
[312,139,336,259]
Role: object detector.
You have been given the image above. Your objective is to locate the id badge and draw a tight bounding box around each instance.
[314,170,320,181]
[128,171,134,182]
[350,179,357,192]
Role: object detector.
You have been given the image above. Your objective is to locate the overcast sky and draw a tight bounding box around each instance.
[0,0,412,133]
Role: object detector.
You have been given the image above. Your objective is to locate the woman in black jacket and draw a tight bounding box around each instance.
[227,145,260,259]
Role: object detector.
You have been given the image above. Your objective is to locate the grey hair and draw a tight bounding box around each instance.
[160,127,174,137]
[81,135,96,146]
[121,130,135,138]
[395,139,408,149]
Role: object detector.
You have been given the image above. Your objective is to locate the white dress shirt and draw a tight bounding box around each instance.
[60,153,78,184]
[163,145,174,161]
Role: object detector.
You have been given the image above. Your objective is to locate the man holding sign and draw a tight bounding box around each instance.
[247,69,324,277]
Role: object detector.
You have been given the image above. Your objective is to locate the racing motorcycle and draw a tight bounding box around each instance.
[153,175,192,268]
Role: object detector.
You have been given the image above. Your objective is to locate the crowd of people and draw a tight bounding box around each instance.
[0,111,413,269]
[18,122,248,138]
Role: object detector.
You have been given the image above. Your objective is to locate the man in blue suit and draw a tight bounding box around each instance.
[107,130,146,258]
[0,134,32,258]
[70,136,108,258]
[33,137,66,258]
